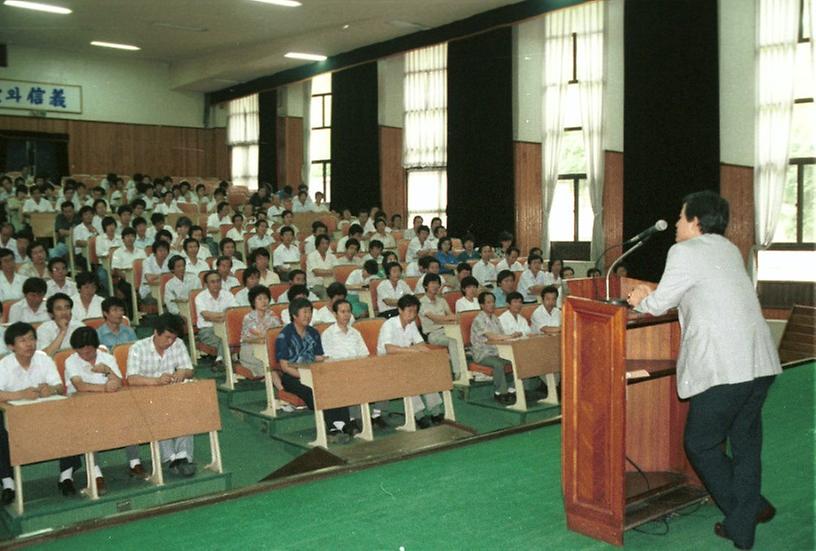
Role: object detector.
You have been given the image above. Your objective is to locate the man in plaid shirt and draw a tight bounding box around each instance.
[127,313,196,477]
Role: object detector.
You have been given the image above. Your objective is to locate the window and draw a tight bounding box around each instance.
[227,94,260,189]
[548,31,594,245]
[404,43,448,225]
[309,73,332,201]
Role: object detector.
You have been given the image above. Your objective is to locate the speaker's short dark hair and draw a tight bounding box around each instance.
[682,190,729,235]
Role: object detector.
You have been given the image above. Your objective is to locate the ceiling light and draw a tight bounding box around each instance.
[3,0,71,14]
[249,0,302,6]
[285,52,327,61]
[91,41,141,51]
[342,24,350,30]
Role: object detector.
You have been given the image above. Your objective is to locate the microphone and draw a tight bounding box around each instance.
[623,220,668,246]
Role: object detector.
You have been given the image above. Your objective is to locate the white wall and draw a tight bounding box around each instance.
[0,45,211,128]
[512,0,625,149]
[718,0,756,166]
[278,80,306,118]
[378,55,405,127]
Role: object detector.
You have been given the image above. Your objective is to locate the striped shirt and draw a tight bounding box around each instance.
[127,336,193,378]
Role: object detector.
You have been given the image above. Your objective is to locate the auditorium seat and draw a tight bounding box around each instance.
[112,342,131,382]
[458,310,512,378]
[224,306,263,381]
[54,349,73,389]
[2,300,18,323]
[269,283,289,302]
[353,318,384,355]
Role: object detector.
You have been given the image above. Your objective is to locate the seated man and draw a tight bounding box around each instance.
[195,270,237,369]
[95,215,123,295]
[471,291,516,404]
[498,292,531,337]
[72,272,105,320]
[306,234,337,299]
[312,282,355,325]
[37,293,85,355]
[0,247,25,302]
[139,241,171,305]
[531,285,562,334]
[472,244,497,287]
[271,226,300,281]
[377,262,413,318]
[446,262,473,292]
[377,294,442,429]
[181,237,210,277]
[517,254,548,303]
[110,227,146,318]
[215,256,240,289]
[225,213,246,250]
[418,274,462,377]
[337,224,367,253]
[405,225,434,263]
[335,238,363,267]
[65,327,144,488]
[126,314,196,476]
[219,237,246,270]
[303,221,328,256]
[492,269,516,308]
[0,322,80,503]
[274,297,353,443]
[496,247,524,272]
[276,270,319,304]
[234,267,261,306]
[164,255,201,315]
[8,277,49,324]
[97,297,137,350]
[363,239,384,265]
[250,247,280,286]
[46,257,77,298]
[247,219,274,252]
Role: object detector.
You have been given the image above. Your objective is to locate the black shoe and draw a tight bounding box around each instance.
[493,393,505,404]
[756,503,776,524]
[169,458,197,477]
[371,416,388,430]
[328,427,351,444]
[714,522,752,550]
[430,414,444,425]
[1,488,13,505]
[58,479,76,496]
[416,416,432,430]
[343,420,360,437]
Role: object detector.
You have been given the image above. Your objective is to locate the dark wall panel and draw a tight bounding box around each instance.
[448,27,514,244]
[258,89,277,189]
[331,62,380,211]
[623,0,720,282]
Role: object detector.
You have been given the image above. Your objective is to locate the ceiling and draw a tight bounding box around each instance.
[0,0,521,92]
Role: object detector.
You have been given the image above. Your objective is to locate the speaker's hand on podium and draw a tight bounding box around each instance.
[626,284,652,308]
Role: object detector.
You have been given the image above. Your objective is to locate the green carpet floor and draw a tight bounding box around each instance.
[29,361,813,550]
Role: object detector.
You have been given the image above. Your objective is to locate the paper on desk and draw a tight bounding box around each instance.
[626,370,651,380]
[8,395,68,406]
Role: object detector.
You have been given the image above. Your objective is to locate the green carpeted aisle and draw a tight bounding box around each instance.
[34,362,815,550]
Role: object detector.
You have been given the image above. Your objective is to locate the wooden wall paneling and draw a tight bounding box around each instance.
[275,116,303,188]
[379,126,406,219]
[720,163,754,264]
[513,141,542,255]
[602,150,624,270]
[0,115,227,178]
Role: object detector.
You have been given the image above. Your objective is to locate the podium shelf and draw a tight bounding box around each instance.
[625,359,676,381]
[624,471,707,530]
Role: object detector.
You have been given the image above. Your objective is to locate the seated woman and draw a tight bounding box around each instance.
[470,291,516,405]
[17,242,50,280]
[239,285,282,378]
[455,276,481,313]
[65,327,145,490]
[36,293,85,355]
[234,267,261,306]
[435,237,458,275]
[72,271,105,320]
[247,219,275,252]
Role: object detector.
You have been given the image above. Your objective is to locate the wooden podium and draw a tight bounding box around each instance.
[560,277,706,545]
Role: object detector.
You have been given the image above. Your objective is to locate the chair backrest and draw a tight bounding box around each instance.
[112,342,132,381]
[30,212,56,240]
[219,224,233,238]
[88,236,98,264]
[514,270,523,290]
[189,289,204,327]
[231,286,243,296]
[226,306,251,347]
[83,317,105,330]
[354,318,384,355]
[54,349,73,387]
[269,283,289,301]
[179,203,197,216]
[159,272,175,303]
[265,326,285,370]
[443,291,462,313]
[320,215,337,233]
[458,310,481,347]
[271,302,289,320]
[133,259,144,290]
[391,230,403,242]
[521,304,537,321]
[369,279,383,315]
[234,268,245,283]
[332,264,356,285]
[397,240,410,262]
[404,276,419,291]
[2,300,18,323]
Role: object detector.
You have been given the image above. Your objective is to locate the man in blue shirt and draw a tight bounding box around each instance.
[275,297,353,443]
[97,297,137,350]
[493,270,517,308]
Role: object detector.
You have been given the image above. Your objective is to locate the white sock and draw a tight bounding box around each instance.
[59,468,73,482]
[215,355,222,362]
[129,459,141,468]
[508,387,516,394]
[93,465,103,478]
[168,453,177,463]
[175,452,188,461]
[2,477,13,490]
[332,421,345,430]
[372,409,381,418]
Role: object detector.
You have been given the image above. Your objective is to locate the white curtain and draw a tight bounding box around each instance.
[227,94,260,189]
[754,0,799,250]
[541,8,572,258]
[404,43,447,168]
[301,79,313,190]
[575,1,605,262]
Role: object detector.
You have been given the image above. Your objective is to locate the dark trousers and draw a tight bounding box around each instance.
[684,375,776,548]
[280,372,350,429]
[0,419,82,480]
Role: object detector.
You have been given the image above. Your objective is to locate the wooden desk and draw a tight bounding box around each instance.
[0,380,223,514]
[297,349,456,448]
[486,334,561,411]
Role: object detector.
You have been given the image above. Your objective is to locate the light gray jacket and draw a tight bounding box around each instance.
[635,233,781,398]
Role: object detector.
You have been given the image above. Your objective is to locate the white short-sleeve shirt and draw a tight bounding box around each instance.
[376,279,413,313]
[376,315,424,355]
[531,305,561,332]
[518,269,548,302]
[8,300,49,324]
[0,272,26,302]
[195,289,237,328]
[71,294,104,320]
[36,320,85,351]
[498,311,531,336]
[455,296,481,314]
[321,323,369,360]
[64,349,123,395]
[0,351,61,392]
[272,244,300,267]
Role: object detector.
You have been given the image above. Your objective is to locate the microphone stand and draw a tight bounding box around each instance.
[604,240,646,304]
